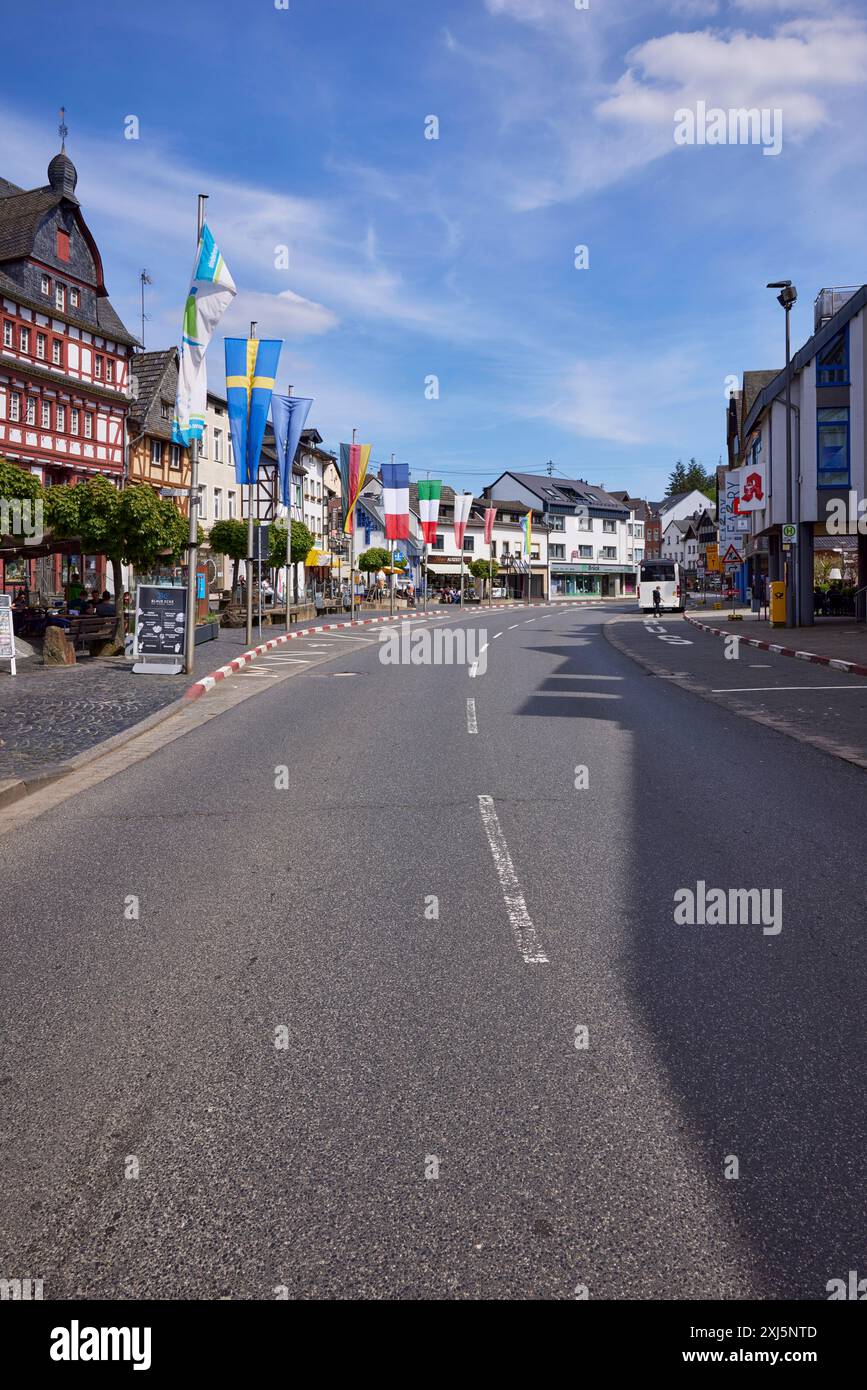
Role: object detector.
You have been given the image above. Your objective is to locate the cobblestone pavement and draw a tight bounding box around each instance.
[0,609,417,782]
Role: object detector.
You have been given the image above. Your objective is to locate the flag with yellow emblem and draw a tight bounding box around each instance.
[225,337,283,486]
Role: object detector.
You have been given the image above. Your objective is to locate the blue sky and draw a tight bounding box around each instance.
[3,0,867,496]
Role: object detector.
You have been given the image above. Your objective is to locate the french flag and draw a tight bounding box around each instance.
[382,460,410,540]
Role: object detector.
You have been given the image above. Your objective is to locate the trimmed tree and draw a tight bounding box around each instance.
[208,518,248,595]
[358,546,391,574]
[0,456,44,506]
[268,520,315,601]
[45,479,196,650]
[470,556,499,600]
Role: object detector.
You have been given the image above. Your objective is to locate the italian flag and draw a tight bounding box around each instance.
[418,479,442,545]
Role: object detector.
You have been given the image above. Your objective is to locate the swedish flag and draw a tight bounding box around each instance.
[225,337,283,486]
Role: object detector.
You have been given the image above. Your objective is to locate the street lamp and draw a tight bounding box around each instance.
[767,280,798,626]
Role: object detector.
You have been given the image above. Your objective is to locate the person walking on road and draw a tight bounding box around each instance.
[652,585,662,617]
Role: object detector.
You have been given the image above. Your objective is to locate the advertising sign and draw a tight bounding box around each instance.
[133,585,187,672]
[0,603,15,674]
[722,470,746,556]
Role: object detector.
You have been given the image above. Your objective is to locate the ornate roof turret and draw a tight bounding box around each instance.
[47,149,78,201]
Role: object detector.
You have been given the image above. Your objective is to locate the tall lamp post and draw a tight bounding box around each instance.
[767,280,798,627]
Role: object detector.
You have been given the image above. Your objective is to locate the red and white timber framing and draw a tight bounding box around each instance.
[0,290,129,483]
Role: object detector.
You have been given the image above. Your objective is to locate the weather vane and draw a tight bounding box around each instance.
[58,106,68,152]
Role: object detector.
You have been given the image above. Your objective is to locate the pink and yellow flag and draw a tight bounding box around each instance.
[339,442,372,534]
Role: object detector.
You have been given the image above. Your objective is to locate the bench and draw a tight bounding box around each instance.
[65,615,118,652]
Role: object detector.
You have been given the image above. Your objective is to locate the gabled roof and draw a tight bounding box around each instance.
[127,348,178,441]
[0,188,63,261]
[486,470,627,515]
[0,150,138,347]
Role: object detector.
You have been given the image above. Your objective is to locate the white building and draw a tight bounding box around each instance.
[484,471,633,597]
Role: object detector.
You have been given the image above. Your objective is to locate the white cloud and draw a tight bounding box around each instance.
[475,10,867,207]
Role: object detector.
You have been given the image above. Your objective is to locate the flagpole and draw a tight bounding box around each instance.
[424,540,429,615]
[460,546,464,609]
[246,319,256,647]
[389,452,395,620]
[183,193,207,676]
[350,427,356,622]
[285,383,292,633]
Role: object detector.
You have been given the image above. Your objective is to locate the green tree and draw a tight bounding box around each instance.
[667,457,715,502]
[268,520,315,601]
[0,456,44,506]
[208,518,248,594]
[46,479,195,649]
[470,556,499,599]
[358,546,391,573]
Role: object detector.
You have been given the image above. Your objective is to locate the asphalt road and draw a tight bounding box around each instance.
[1,601,864,1300]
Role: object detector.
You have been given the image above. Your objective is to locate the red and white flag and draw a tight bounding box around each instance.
[453,492,474,549]
[484,506,497,544]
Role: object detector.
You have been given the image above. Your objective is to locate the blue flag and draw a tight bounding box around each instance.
[271,395,313,507]
[225,337,283,486]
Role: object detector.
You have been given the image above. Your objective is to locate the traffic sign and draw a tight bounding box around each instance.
[782,524,797,543]
[723,545,742,566]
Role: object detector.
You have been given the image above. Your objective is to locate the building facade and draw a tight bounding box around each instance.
[0,144,137,594]
[734,285,867,623]
[484,471,632,597]
[126,348,190,499]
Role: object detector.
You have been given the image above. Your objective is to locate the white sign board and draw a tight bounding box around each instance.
[0,605,16,675]
[722,470,746,557]
[738,462,767,512]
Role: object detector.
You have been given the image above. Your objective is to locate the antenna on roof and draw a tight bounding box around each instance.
[545,458,554,476]
[139,270,152,348]
[58,106,68,153]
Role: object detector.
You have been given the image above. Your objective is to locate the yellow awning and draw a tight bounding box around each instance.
[305,549,323,567]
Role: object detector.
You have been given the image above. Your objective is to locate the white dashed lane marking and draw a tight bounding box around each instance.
[477,795,549,965]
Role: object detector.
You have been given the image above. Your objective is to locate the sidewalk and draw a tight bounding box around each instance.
[685,611,867,677]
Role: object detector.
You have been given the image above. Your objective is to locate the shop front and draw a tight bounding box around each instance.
[550,563,636,598]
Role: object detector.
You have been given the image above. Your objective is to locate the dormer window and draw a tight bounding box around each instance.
[55,284,66,311]
[41,274,51,296]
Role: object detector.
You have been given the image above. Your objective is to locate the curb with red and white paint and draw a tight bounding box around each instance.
[184,599,600,700]
[684,613,867,679]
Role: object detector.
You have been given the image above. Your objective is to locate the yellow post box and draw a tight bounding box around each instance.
[770,580,786,626]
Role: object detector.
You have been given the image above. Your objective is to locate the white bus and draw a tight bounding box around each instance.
[639,559,685,613]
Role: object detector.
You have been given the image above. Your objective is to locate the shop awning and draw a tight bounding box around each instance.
[425,562,459,575]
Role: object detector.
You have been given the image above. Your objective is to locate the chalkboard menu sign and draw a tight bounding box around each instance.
[134,584,187,657]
